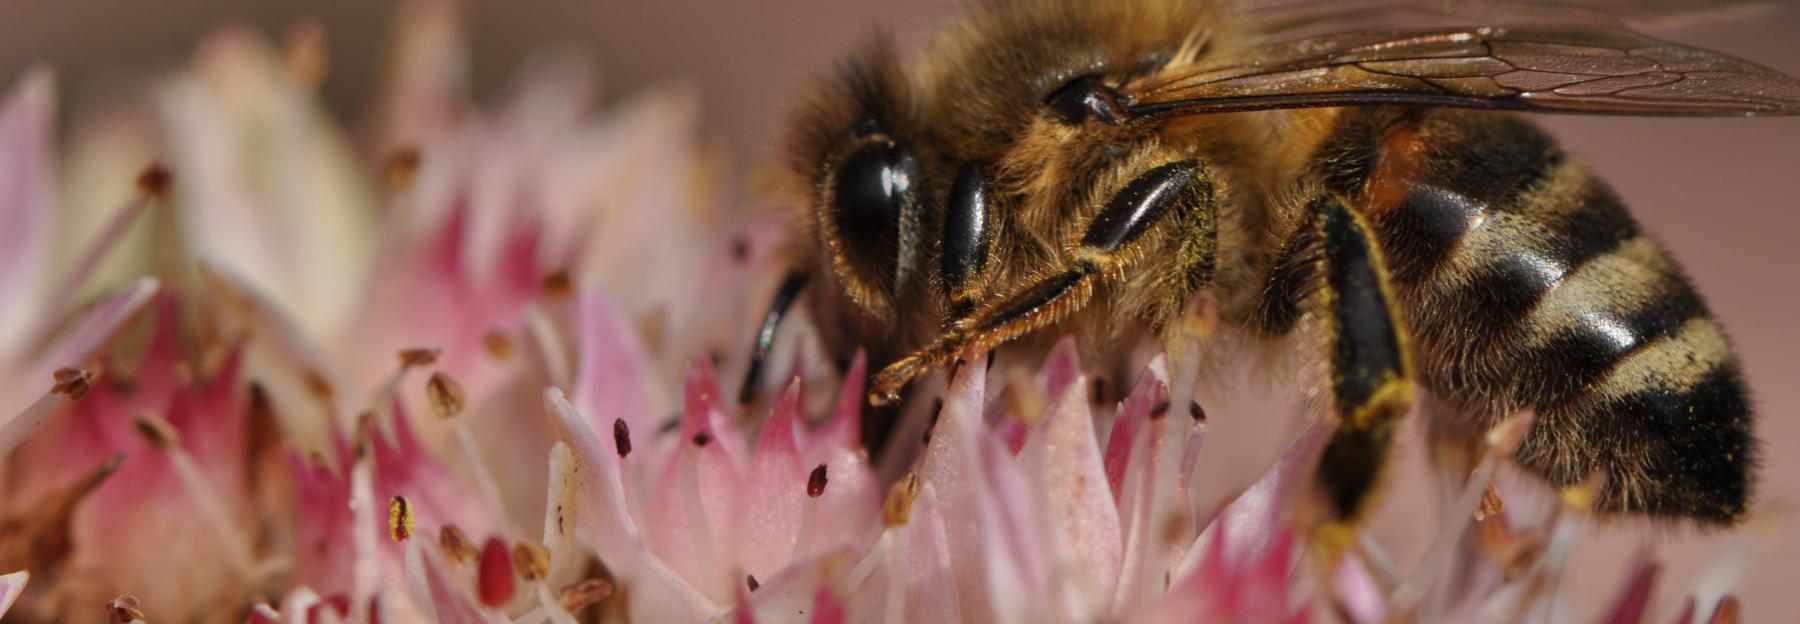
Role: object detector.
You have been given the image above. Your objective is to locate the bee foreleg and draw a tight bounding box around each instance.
[1293,193,1414,533]
[869,160,1211,404]
[736,270,811,405]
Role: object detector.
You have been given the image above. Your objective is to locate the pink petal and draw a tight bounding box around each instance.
[573,288,669,439]
[1599,559,1660,624]
[915,353,997,619]
[801,351,864,456]
[26,277,160,377]
[1332,553,1388,624]
[374,0,466,153]
[0,570,27,619]
[542,389,714,620]
[1033,335,1082,401]
[1017,370,1122,613]
[1174,419,1332,583]
[0,68,55,359]
[809,585,848,624]
[408,541,504,624]
[1105,357,1169,504]
[158,29,377,343]
[734,381,807,580]
[642,363,748,599]
[372,401,495,543]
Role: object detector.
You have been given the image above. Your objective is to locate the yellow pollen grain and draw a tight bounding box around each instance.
[390,495,415,542]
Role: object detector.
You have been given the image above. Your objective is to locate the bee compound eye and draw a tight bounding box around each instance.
[830,137,924,289]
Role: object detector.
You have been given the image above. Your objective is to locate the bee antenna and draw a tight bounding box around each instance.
[738,270,812,405]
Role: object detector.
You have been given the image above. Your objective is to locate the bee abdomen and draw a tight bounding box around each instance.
[1319,108,1754,522]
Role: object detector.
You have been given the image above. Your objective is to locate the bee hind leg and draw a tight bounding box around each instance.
[1270,192,1414,539]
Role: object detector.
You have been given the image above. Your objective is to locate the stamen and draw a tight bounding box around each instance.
[1391,412,1532,613]
[784,463,833,564]
[107,594,146,624]
[425,372,467,418]
[41,166,166,324]
[807,464,829,498]
[134,413,258,581]
[524,305,571,388]
[483,329,515,361]
[557,578,613,612]
[438,524,479,565]
[389,495,415,542]
[478,536,516,607]
[613,419,632,458]
[883,532,905,624]
[398,347,441,368]
[882,472,922,528]
[513,541,550,582]
[679,441,721,586]
[350,441,379,608]
[1474,484,1505,522]
[384,147,421,191]
[540,269,573,299]
[431,371,510,530]
[1,368,93,453]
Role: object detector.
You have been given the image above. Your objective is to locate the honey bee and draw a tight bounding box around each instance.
[739,0,1800,527]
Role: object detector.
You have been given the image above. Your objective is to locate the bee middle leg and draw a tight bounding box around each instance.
[869,159,1215,404]
[1265,192,1414,529]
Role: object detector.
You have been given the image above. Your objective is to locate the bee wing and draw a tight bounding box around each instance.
[1249,0,1771,41]
[1125,23,1800,117]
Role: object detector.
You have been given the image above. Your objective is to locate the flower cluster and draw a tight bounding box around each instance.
[0,2,1753,623]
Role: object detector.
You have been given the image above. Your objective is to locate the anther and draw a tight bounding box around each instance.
[541,269,573,298]
[51,367,93,400]
[746,574,761,592]
[136,164,173,200]
[513,541,551,582]
[133,413,180,450]
[108,594,146,624]
[692,431,713,448]
[731,235,751,263]
[1148,400,1171,420]
[389,496,414,542]
[807,464,829,498]
[425,371,466,418]
[883,472,923,528]
[438,524,479,564]
[1474,484,1505,522]
[483,329,514,361]
[613,418,633,458]
[398,347,441,369]
[385,147,421,190]
[558,578,614,613]
[1188,401,1206,422]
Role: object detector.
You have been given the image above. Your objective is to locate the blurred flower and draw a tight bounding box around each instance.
[0,1,1763,623]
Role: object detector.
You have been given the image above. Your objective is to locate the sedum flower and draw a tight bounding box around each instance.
[0,1,1767,623]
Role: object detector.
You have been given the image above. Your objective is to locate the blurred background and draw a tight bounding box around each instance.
[3,0,1797,620]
